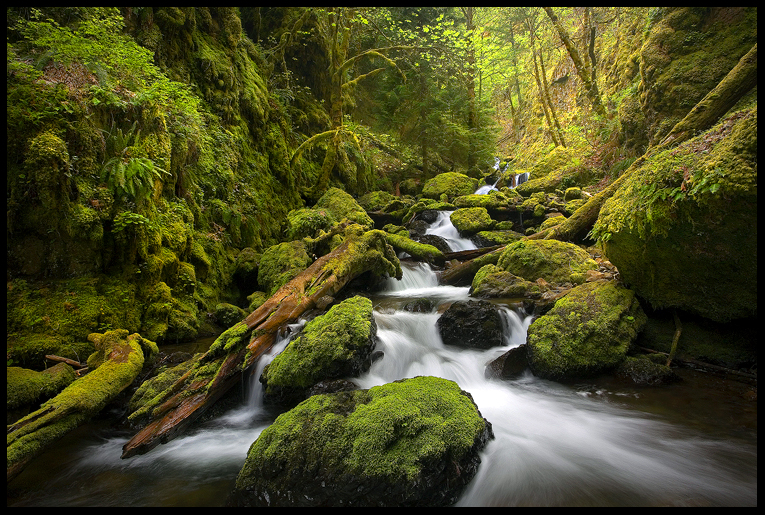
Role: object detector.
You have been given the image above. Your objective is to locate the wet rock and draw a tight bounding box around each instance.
[230,376,494,507]
[437,300,504,349]
[260,296,378,407]
[614,356,680,385]
[485,344,529,379]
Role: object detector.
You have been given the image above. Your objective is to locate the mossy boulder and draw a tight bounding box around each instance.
[284,207,337,241]
[231,376,493,507]
[526,281,647,381]
[472,229,523,248]
[257,240,313,297]
[470,264,544,299]
[422,172,478,200]
[260,296,378,406]
[594,108,757,322]
[449,207,494,236]
[314,187,374,230]
[7,363,76,411]
[496,239,598,286]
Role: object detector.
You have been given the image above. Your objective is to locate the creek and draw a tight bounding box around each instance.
[7,215,757,507]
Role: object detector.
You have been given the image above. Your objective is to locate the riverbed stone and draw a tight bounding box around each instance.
[259,296,378,406]
[526,281,647,381]
[497,238,598,286]
[230,376,494,507]
[437,299,504,349]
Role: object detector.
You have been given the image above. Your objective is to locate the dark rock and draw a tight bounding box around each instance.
[485,344,529,379]
[437,300,504,349]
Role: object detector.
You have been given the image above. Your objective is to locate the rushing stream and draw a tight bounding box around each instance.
[8,215,757,507]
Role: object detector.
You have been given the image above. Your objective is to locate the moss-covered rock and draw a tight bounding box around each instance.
[383,232,445,264]
[594,108,757,322]
[231,376,493,507]
[449,207,494,236]
[314,187,374,230]
[470,264,544,299]
[422,172,478,200]
[497,239,598,286]
[526,281,647,381]
[260,296,377,406]
[257,240,313,297]
[7,363,76,411]
[284,207,338,241]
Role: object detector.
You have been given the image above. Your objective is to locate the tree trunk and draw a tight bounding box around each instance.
[528,43,758,243]
[542,6,606,117]
[121,229,401,459]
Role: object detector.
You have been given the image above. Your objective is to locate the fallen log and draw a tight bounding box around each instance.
[8,330,154,483]
[439,245,508,286]
[636,346,757,386]
[121,227,401,459]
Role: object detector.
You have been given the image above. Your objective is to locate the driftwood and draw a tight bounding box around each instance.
[528,43,758,244]
[121,228,401,459]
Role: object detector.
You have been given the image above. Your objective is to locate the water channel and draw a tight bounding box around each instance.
[7,215,757,507]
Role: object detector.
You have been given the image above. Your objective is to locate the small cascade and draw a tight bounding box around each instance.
[424,211,477,251]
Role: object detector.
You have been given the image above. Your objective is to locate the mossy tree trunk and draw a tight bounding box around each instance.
[8,331,153,482]
[121,228,401,459]
[529,43,757,243]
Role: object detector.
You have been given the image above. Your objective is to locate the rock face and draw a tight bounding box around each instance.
[260,296,378,406]
[437,300,504,349]
[230,376,493,507]
[526,281,647,381]
[594,108,757,322]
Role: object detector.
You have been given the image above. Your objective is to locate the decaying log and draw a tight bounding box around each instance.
[439,245,508,286]
[121,228,401,459]
[8,331,151,483]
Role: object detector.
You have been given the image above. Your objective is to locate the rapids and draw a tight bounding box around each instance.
[7,216,757,507]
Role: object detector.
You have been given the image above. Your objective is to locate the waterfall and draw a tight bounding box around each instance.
[424,211,477,251]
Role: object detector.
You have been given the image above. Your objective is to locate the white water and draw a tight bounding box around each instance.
[9,261,757,506]
[424,211,477,251]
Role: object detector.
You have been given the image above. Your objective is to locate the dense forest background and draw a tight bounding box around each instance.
[6,7,757,359]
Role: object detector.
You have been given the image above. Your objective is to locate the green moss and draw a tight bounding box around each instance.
[261,296,376,399]
[383,233,445,263]
[236,376,490,494]
[594,108,757,321]
[7,363,76,411]
[314,187,374,230]
[257,240,312,297]
[284,207,337,241]
[449,207,494,236]
[470,264,542,299]
[497,239,597,286]
[526,282,647,381]
[422,172,477,200]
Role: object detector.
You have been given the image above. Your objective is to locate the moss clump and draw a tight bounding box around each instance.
[497,239,597,286]
[449,207,494,236]
[383,233,445,264]
[233,376,493,506]
[470,264,543,299]
[314,187,374,230]
[260,296,377,405]
[257,240,313,297]
[284,207,337,241]
[422,172,478,200]
[526,281,647,381]
[7,363,76,411]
